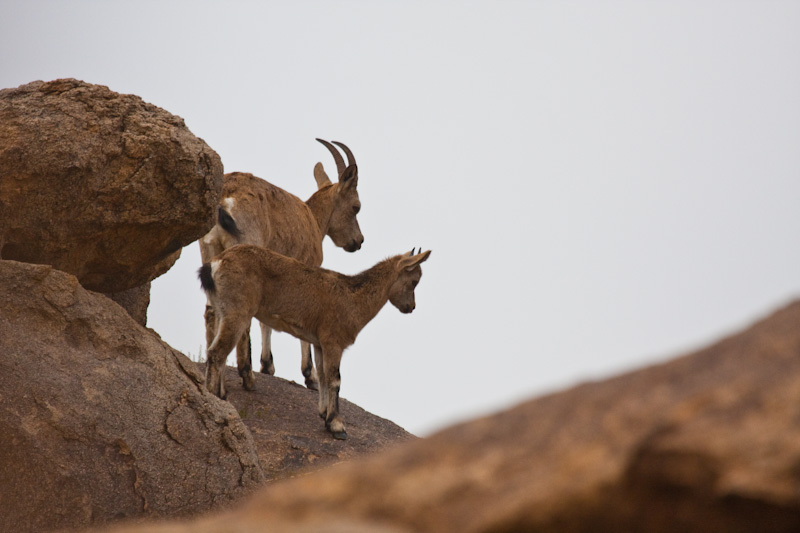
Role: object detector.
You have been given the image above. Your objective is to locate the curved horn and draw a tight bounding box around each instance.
[316,138,345,177]
[332,141,356,167]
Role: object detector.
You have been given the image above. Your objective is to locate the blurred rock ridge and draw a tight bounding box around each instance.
[102,298,800,533]
[1,79,799,533]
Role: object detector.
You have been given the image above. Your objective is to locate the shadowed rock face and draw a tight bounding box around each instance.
[105,282,151,326]
[102,301,800,533]
[0,78,223,293]
[0,260,263,533]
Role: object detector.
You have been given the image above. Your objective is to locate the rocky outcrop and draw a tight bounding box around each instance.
[0,260,263,533]
[0,79,222,293]
[0,79,419,533]
[104,300,800,533]
[219,365,415,480]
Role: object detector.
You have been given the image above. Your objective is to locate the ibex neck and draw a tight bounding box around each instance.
[305,184,337,236]
[346,257,399,333]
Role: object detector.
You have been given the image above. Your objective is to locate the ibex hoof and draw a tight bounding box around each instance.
[242,374,256,391]
[305,378,319,391]
[327,418,346,439]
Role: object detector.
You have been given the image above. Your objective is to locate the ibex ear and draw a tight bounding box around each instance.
[339,164,358,189]
[313,162,332,189]
[398,249,431,271]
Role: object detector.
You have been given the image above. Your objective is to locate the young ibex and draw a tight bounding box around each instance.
[199,139,364,390]
[199,245,431,439]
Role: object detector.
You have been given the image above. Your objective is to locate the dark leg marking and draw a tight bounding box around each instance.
[260,351,275,374]
[302,357,318,391]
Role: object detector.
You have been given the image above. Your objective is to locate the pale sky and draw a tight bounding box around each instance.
[2,1,799,435]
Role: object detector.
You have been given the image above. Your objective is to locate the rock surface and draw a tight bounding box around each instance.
[104,300,800,533]
[0,260,263,533]
[219,365,415,480]
[0,79,222,293]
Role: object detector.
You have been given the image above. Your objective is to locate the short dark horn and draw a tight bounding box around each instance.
[332,141,356,167]
[316,138,345,177]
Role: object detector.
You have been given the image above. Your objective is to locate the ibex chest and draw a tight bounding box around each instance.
[257,312,320,346]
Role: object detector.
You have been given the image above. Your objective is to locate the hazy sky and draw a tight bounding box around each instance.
[2,1,799,435]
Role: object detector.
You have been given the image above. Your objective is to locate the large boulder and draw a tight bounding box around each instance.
[0,78,223,293]
[219,365,415,480]
[104,301,800,532]
[0,260,264,533]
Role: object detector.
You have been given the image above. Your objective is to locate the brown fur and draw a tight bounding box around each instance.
[198,141,364,388]
[202,245,431,439]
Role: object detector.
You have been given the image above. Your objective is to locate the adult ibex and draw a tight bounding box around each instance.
[198,139,364,390]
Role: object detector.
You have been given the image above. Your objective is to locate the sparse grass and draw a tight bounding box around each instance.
[185,345,206,364]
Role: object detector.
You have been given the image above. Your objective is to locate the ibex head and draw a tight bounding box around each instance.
[389,248,432,314]
[315,139,364,252]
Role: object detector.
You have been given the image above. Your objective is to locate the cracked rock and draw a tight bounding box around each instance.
[0,260,264,533]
